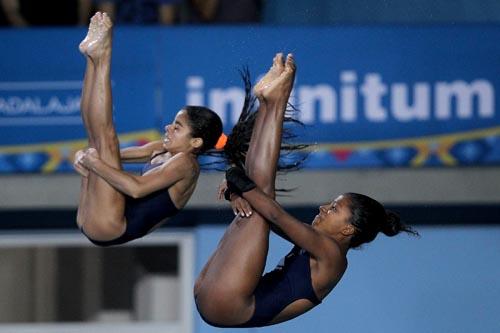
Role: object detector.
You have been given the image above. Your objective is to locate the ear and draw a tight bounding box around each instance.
[341,224,356,237]
[190,137,203,150]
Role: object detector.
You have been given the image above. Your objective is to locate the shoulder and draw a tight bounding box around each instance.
[317,237,347,269]
[309,239,347,298]
[162,152,199,174]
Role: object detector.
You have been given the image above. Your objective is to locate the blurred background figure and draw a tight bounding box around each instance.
[0,0,92,26]
[93,0,182,25]
[181,0,262,24]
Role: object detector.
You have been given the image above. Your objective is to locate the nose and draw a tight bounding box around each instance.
[164,124,170,132]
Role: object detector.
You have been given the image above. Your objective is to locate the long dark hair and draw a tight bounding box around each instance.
[183,105,223,154]
[223,67,308,171]
[346,193,419,249]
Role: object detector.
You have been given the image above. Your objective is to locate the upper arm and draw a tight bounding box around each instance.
[121,140,164,162]
[132,153,194,198]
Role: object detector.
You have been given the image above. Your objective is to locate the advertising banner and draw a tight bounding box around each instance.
[1,26,499,172]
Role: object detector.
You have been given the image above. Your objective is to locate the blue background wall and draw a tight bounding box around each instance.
[194,225,500,333]
[1,23,499,332]
[1,26,500,171]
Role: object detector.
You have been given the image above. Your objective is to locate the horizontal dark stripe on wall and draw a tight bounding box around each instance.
[0,204,499,230]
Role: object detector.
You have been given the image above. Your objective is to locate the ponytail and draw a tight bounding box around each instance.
[346,193,419,249]
[380,210,418,237]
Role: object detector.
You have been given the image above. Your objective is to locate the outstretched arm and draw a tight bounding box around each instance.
[120,140,165,163]
[78,148,189,198]
[239,186,337,261]
[227,165,337,261]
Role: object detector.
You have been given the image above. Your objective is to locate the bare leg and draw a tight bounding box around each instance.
[76,14,98,227]
[247,54,296,195]
[78,12,126,241]
[79,14,99,144]
[195,54,296,325]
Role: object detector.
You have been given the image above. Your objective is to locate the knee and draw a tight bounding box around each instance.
[195,288,245,319]
[80,217,125,241]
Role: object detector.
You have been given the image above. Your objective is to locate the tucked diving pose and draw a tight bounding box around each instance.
[74,12,224,246]
[194,53,419,327]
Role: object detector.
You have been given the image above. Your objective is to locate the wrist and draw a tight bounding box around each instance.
[89,158,102,172]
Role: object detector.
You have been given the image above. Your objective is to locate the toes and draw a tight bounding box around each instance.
[102,12,113,27]
[285,54,296,72]
[276,53,284,69]
[273,52,283,65]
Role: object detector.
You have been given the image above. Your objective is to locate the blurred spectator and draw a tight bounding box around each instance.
[0,5,8,26]
[0,0,92,26]
[94,0,182,25]
[182,0,261,24]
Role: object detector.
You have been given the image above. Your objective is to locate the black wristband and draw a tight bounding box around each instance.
[224,188,232,201]
[225,166,256,194]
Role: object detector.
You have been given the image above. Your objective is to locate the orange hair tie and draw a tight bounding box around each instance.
[215,133,228,150]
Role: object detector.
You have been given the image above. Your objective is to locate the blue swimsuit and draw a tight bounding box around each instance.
[84,161,179,247]
[200,245,322,328]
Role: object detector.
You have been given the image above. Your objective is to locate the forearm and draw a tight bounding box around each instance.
[243,190,297,235]
[269,224,294,244]
[88,159,142,197]
[242,189,322,253]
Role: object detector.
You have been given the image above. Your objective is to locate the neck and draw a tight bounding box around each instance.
[331,234,351,256]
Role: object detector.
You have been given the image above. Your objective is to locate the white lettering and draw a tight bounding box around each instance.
[392,83,430,121]
[435,80,494,120]
[340,71,357,122]
[360,74,388,122]
[298,85,336,124]
[186,76,205,106]
[209,88,245,124]
[184,72,495,125]
[0,96,80,116]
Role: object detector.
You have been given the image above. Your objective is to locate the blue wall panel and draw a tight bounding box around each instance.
[194,225,500,333]
[1,26,500,172]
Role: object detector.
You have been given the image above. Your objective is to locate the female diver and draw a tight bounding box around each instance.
[74,12,223,246]
[194,53,419,327]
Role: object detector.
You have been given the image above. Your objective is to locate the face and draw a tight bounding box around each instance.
[312,195,352,234]
[163,110,198,153]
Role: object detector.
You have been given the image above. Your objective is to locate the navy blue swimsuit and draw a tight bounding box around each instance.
[84,161,180,247]
[200,245,322,328]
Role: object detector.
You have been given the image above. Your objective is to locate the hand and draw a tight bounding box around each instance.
[73,149,89,177]
[217,179,228,200]
[229,193,253,217]
[79,147,100,169]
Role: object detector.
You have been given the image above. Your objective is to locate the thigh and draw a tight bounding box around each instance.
[80,170,127,241]
[195,212,270,325]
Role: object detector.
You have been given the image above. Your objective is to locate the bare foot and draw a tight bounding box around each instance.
[254,53,285,100]
[257,53,296,103]
[85,12,113,62]
[79,13,99,56]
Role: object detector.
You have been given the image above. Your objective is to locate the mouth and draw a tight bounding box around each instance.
[163,135,170,144]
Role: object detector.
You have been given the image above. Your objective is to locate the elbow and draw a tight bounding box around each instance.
[128,192,142,199]
[127,183,145,199]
